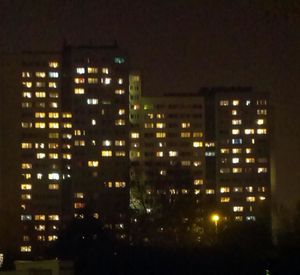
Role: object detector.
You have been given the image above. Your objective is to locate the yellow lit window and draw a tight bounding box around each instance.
[22,173,31,179]
[102,68,109,74]
[246,196,256,202]
[256,119,265,125]
[49,61,59,68]
[87,98,98,105]
[21,122,32,128]
[232,110,237,115]
[118,78,123,84]
[49,122,59,129]
[232,119,242,125]
[232,129,240,135]
[257,109,267,115]
[74,88,85,94]
[131,132,139,139]
[62,153,72,159]
[156,151,164,157]
[49,92,59,98]
[88,78,98,84]
[35,215,45,221]
[193,132,203,138]
[22,92,32,98]
[245,129,254,135]
[181,160,191,166]
[88,161,99,167]
[35,72,46,78]
[21,194,31,200]
[169,151,178,157]
[156,123,165,129]
[220,168,230,173]
[220,148,230,154]
[48,215,59,221]
[48,235,58,241]
[102,150,112,157]
[118,109,125,115]
[35,92,46,98]
[115,140,125,146]
[245,148,252,154]
[194,179,203,185]
[220,197,230,202]
[88,67,98,73]
[49,183,59,190]
[22,72,31,78]
[49,132,59,139]
[76,67,85,74]
[232,148,242,154]
[257,128,267,134]
[233,168,242,173]
[258,167,268,173]
[232,158,239,164]
[181,132,190,138]
[181,122,190,128]
[36,153,46,159]
[62,112,72,118]
[220,100,229,106]
[206,189,215,194]
[49,153,59,159]
[62,123,72,128]
[193,141,203,147]
[102,140,112,146]
[48,82,57,88]
[21,143,32,149]
[74,140,85,146]
[115,181,126,188]
[245,158,255,163]
[20,246,31,252]
[74,77,85,84]
[48,112,59,118]
[115,89,125,95]
[22,82,32,88]
[144,123,154,128]
[220,187,230,193]
[21,184,32,190]
[233,206,244,212]
[156,132,166,138]
[115,151,126,157]
[21,163,32,169]
[232,100,239,106]
[115,119,125,125]
[35,112,45,118]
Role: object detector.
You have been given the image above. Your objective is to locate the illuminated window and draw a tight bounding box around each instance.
[88,78,98,84]
[232,129,240,135]
[49,153,59,159]
[246,196,256,202]
[49,91,59,98]
[102,68,109,74]
[22,92,32,98]
[49,132,59,139]
[20,246,31,252]
[35,91,46,98]
[194,179,203,185]
[37,173,43,180]
[156,132,166,138]
[115,140,125,146]
[101,77,111,85]
[232,110,237,115]
[49,72,59,78]
[233,206,244,212]
[256,119,265,125]
[220,148,230,154]
[181,122,190,128]
[232,148,242,154]
[232,138,242,145]
[156,151,164,157]
[181,132,190,138]
[114,57,125,64]
[193,141,203,148]
[206,189,215,194]
[118,78,124,84]
[258,167,268,173]
[232,100,239,106]
[36,153,46,159]
[220,197,230,202]
[131,132,139,139]
[156,123,165,129]
[49,62,59,68]
[233,167,242,173]
[21,184,32,190]
[169,151,178,157]
[22,72,31,78]
[245,158,255,163]
[48,173,60,180]
[35,215,45,221]
[21,194,31,200]
[193,161,201,167]
[118,109,125,116]
[88,161,99,167]
[35,112,45,118]
[232,158,239,164]
[220,100,229,106]
[87,98,98,105]
[48,183,59,190]
[48,122,59,129]
[48,215,59,221]
[220,168,230,173]
[257,109,267,115]
[220,187,230,193]
[49,102,58,108]
[35,72,46,78]
[245,148,252,154]
[256,99,267,106]
[74,77,85,84]
[76,67,85,74]
[193,132,203,137]
[62,153,72,159]
[246,100,251,106]
[88,67,98,73]
[22,102,32,108]
[232,119,242,125]
[115,151,126,157]
[62,123,72,128]
[22,163,32,169]
[115,89,125,95]
[245,129,254,135]
[257,128,267,134]
[102,150,112,157]
[21,122,32,128]
[36,82,45,88]
[74,140,85,146]
[115,119,125,126]
[74,88,85,94]
[22,82,32,88]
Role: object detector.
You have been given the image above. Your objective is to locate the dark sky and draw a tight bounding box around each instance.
[0,0,299,209]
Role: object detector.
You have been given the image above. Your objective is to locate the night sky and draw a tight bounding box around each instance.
[0,0,299,210]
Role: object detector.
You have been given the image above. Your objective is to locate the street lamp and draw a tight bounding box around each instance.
[211,214,220,234]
